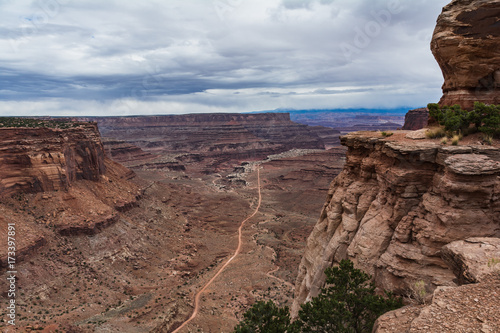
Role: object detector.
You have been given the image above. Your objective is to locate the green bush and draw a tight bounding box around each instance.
[428,102,500,138]
[234,300,293,333]
[234,260,402,333]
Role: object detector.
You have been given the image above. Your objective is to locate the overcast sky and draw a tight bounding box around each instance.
[0,0,450,116]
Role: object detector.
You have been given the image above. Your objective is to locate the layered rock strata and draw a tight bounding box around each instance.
[431,0,500,109]
[292,131,500,316]
[374,237,500,333]
[76,113,331,171]
[0,123,140,268]
[0,123,106,197]
[402,108,429,130]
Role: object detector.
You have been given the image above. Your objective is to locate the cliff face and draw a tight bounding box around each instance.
[292,131,500,316]
[0,123,106,197]
[0,123,140,268]
[402,108,429,130]
[431,0,500,109]
[76,113,330,172]
[374,238,500,332]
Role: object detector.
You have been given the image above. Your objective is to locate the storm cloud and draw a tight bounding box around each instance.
[0,0,450,116]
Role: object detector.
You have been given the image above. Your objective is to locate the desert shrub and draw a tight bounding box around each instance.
[407,280,427,305]
[428,102,500,138]
[381,131,393,137]
[425,127,446,139]
[234,260,402,333]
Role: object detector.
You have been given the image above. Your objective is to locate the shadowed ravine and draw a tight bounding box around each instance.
[172,167,262,332]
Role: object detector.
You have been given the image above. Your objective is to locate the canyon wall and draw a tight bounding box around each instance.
[0,122,140,269]
[75,113,335,172]
[402,108,429,130]
[292,131,500,316]
[0,123,107,197]
[431,0,500,109]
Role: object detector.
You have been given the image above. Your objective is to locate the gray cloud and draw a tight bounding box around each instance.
[0,0,450,116]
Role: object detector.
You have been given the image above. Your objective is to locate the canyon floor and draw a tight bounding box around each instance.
[0,147,345,333]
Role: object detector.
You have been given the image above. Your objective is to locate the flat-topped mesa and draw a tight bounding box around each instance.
[292,131,500,317]
[431,0,500,110]
[75,113,330,172]
[0,122,107,197]
[82,113,324,152]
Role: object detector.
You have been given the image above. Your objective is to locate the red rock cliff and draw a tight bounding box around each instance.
[402,108,429,130]
[292,131,500,316]
[0,123,106,197]
[431,0,500,109]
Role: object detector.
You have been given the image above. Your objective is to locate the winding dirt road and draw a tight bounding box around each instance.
[172,167,262,332]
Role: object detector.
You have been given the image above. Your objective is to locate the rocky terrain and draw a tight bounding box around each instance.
[75,113,338,174]
[431,0,500,109]
[402,108,429,130]
[292,130,500,316]
[374,238,500,333]
[0,116,347,332]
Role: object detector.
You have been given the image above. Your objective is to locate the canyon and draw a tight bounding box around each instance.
[0,114,347,332]
[2,0,500,331]
[77,113,336,174]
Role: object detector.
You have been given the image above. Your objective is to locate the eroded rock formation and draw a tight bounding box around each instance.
[402,108,429,130]
[292,131,500,316]
[431,0,500,109]
[0,123,106,196]
[76,113,334,172]
[374,237,500,333]
[0,122,140,268]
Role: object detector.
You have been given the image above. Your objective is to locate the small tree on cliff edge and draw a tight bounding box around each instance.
[233,300,294,333]
[296,260,402,333]
[233,260,402,333]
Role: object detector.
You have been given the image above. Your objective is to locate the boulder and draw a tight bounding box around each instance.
[442,237,500,284]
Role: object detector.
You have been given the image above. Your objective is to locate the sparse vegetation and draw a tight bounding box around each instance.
[0,117,83,129]
[381,131,393,138]
[428,102,500,139]
[234,260,402,333]
[425,127,446,139]
[488,258,500,271]
[407,280,427,305]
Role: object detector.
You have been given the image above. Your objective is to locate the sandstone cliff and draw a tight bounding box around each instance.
[374,238,500,333]
[292,131,500,316]
[431,0,500,109]
[0,122,140,269]
[402,108,429,131]
[0,123,106,197]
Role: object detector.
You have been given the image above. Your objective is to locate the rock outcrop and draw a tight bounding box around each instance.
[441,237,500,284]
[0,123,106,197]
[374,237,500,333]
[431,0,500,109]
[292,131,500,316]
[0,121,140,268]
[402,108,429,130]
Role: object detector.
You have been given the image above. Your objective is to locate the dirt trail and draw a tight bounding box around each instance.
[172,167,262,332]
